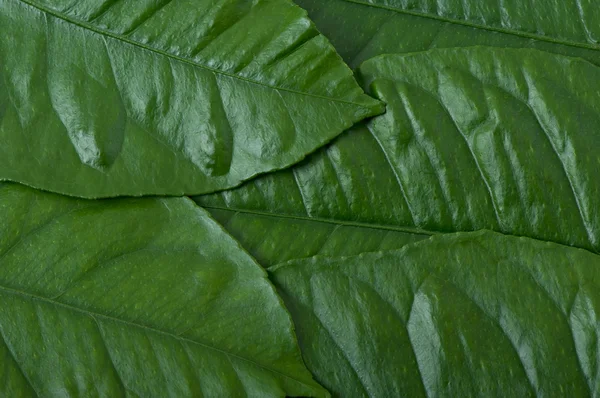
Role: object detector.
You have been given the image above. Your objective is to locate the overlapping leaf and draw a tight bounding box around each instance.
[197,47,600,264]
[271,230,600,397]
[295,0,600,67]
[0,183,326,397]
[190,8,600,398]
[0,0,381,198]
[3,0,600,396]
[209,208,430,267]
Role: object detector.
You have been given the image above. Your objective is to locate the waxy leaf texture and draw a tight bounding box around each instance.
[0,183,326,397]
[295,0,600,68]
[197,47,600,264]
[209,207,431,267]
[0,0,381,198]
[271,230,600,397]
[3,0,600,396]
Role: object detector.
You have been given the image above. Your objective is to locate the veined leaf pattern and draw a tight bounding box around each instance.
[0,0,382,197]
[0,183,327,397]
[196,47,600,259]
[295,0,600,68]
[209,207,431,267]
[271,230,600,397]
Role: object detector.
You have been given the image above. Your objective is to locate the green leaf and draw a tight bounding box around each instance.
[209,208,430,267]
[198,124,434,265]
[0,183,327,397]
[295,0,600,68]
[196,47,600,263]
[270,230,599,397]
[0,0,382,198]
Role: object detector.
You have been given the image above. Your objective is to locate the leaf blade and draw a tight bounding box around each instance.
[271,230,598,396]
[0,0,382,197]
[294,0,600,67]
[208,207,431,267]
[196,47,600,262]
[0,183,326,397]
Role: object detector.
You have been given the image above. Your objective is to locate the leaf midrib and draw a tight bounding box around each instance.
[18,0,372,110]
[206,205,436,235]
[207,206,600,258]
[0,282,315,391]
[341,0,600,52]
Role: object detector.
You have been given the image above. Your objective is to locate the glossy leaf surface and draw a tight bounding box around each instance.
[0,0,381,198]
[0,183,326,397]
[197,47,600,262]
[271,230,600,397]
[295,0,600,68]
[209,208,430,267]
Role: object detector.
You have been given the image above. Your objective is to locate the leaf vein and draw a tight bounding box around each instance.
[203,205,434,235]
[91,316,128,395]
[0,322,40,397]
[0,283,317,391]
[339,0,600,52]
[366,127,418,225]
[17,0,373,110]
